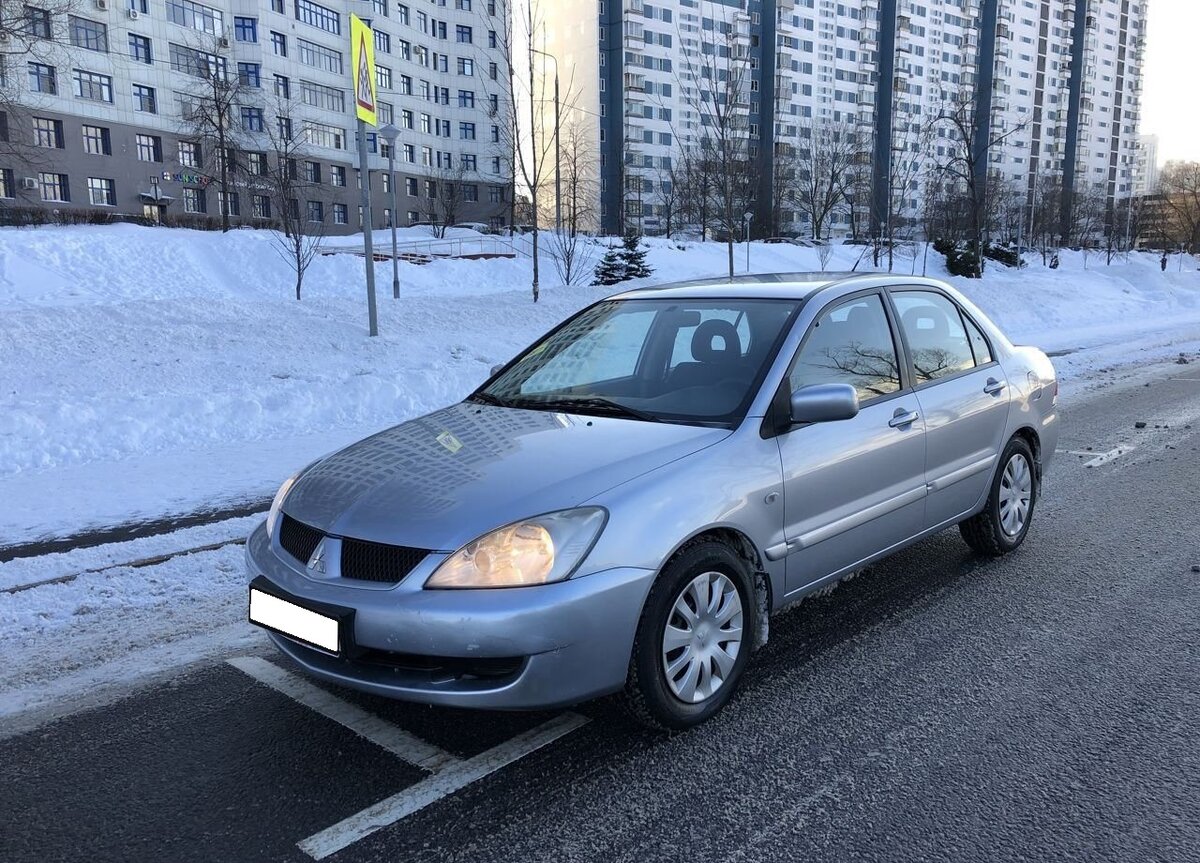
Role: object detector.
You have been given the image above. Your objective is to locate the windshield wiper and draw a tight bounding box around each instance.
[530,396,661,423]
[467,391,508,407]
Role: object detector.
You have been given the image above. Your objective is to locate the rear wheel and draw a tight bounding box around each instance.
[622,540,754,731]
[960,437,1037,556]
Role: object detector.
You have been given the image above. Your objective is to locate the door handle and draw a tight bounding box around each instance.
[984,378,1007,395]
[888,409,920,428]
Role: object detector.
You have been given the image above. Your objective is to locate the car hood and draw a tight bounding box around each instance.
[282,402,729,551]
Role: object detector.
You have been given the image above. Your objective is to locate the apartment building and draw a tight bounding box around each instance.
[546,0,1145,242]
[0,0,514,232]
[1132,131,1158,195]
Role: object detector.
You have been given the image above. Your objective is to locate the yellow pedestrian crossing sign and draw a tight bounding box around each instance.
[350,13,377,126]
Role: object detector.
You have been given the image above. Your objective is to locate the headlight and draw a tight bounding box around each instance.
[266,472,300,537]
[426,507,607,589]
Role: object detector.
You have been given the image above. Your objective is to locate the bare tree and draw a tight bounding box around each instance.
[559,117,598,236]
[431,162,471,237]
[928,88,1028,273]
[264,105,326,299]
[1160,160,1200,255]
[790,119,863,242]
[176,38,249,231]
[676,11,757,279]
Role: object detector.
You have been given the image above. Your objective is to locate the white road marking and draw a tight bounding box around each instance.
[227,656,458,771]
[1080,446,1135,468]
[298,711,590,860]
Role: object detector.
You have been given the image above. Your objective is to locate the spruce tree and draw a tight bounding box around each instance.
[592,245,627,286]
[619,231,653,280]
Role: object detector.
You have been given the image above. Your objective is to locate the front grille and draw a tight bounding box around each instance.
[279,514,323,566]
[341,537,429,584]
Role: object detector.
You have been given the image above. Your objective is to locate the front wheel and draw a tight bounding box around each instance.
[960,437,1037,556]
[622,540,754,731]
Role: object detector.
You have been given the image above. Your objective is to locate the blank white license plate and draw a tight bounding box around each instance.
[249,588,341,654]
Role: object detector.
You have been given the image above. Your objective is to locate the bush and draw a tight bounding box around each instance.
[592,245,626,286]
[933,238,982,278]
[983,243,1023,268]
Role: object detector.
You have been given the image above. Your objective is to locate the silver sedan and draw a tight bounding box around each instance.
[246,273,1058,729]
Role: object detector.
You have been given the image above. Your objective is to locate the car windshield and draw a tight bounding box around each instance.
[475,297,802,426]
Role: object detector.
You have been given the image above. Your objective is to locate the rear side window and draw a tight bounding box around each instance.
[961,313,993,365]
[790,293,901,404]
[892,291,975,383]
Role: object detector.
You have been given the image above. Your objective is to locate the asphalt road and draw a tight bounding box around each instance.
[3,361,1200,863]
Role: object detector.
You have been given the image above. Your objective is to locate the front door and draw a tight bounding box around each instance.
[777,291,927,595]
[890,289,1011,528]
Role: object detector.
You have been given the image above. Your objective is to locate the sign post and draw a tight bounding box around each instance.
[350,13,379,337]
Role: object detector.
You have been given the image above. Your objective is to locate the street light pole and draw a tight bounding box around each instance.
[379,123,401,299]
[744,211,753,273]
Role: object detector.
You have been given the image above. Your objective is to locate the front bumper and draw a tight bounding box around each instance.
[244,521,656,710]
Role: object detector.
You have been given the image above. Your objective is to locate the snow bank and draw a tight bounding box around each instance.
[0,223,1197,543]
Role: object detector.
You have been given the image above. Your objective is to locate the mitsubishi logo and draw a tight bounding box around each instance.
[306,540,328,574]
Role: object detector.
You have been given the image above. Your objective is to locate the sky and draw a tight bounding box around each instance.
[1140,0,1200,165]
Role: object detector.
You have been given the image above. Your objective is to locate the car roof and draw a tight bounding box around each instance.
[610,271,953,302]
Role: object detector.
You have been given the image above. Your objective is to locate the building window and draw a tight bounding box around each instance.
[135,134,162,163]
[132,84,157,113]
[490,155,501,173]
[87,177,116,206]
[238,62,262,88]
[276,116,293,140]
[73,69,113,102]
[82,125,111,156]
[271,32,287,56]
[178,141,201,167]
[252,194,271,218]
[457,57,474,76]
[461,154,477,171]
[330,165,346,186]
[246,151,268,175]
[490,124,499,143]
[304,121,345,150]
[419,113,431,134]
[25,7,52,39]
[32,117,63,149]
[38,172,70,202]
[294,0,340,35]
[129,0,149,12]
[273,74,291,98]
[381,172,390,193]
[299,79,345,112]
[28,63,56,94]
[400,109,413,130]
[405,177,417,196]
[297,39,342,74]
[304,161,321,183]
[456,24,472,43]
[425,179,437,199]
[456,0,471,10]
[183,187,207,213]
[397,3,409,25]
[307,200,324,222]
[0,169,14,199]
[218,191,240,216]
[376,65,392,90]
[271,0,283,12]
[332,202,347,224]
[459,122,476,140]
[234,16,258,42]
[488,185,501,203]
[167,0,224,36]
[129,34,152,63]
[377,102,394,125]
[169,44,226,79]
[399,74,412,95]
[458,89,475,108]
[374,30,390,54]
[463,184,478,202]
[69,16,108,52]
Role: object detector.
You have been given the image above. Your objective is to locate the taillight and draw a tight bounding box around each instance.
[1051,379,1059,406]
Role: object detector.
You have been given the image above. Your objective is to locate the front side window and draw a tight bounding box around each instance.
[480,299,800,426]
[790,294,901,404]
[891,291,977,384]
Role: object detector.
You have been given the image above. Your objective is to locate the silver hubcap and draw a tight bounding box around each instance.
[661,571,744,704]
[998,453,1033,537]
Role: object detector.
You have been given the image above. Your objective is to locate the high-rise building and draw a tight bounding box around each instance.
[0,0,514,232]
[1132,132,1159,195]
[544,0,1146,244]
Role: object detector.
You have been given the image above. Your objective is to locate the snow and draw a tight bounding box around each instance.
[0,224,1198,548]
[0,222,1198,724]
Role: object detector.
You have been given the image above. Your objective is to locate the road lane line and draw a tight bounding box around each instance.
[1082,446,1135,468]
[298,711,590,860]
[227,656,458,771]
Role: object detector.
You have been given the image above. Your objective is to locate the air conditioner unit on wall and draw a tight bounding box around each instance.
[218,36,230,48]
[95,0,109,10]
[21,177,38,191]
[127,8,139,18]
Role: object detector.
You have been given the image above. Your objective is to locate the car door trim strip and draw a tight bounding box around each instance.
[925,454,997,492]
[772,485,929,559]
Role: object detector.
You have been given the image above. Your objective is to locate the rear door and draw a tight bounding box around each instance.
[889,289,1010,528]
[776,291,928,594]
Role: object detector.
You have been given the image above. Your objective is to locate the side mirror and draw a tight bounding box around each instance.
[790,383,860,424]
[490,363,505,376]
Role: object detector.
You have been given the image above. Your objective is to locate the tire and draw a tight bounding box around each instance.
[622,539,755,731]
[960,437,1038,556]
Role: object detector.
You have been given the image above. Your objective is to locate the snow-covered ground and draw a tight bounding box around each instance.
[1,222,1198,726]
[1,223,1198,547]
